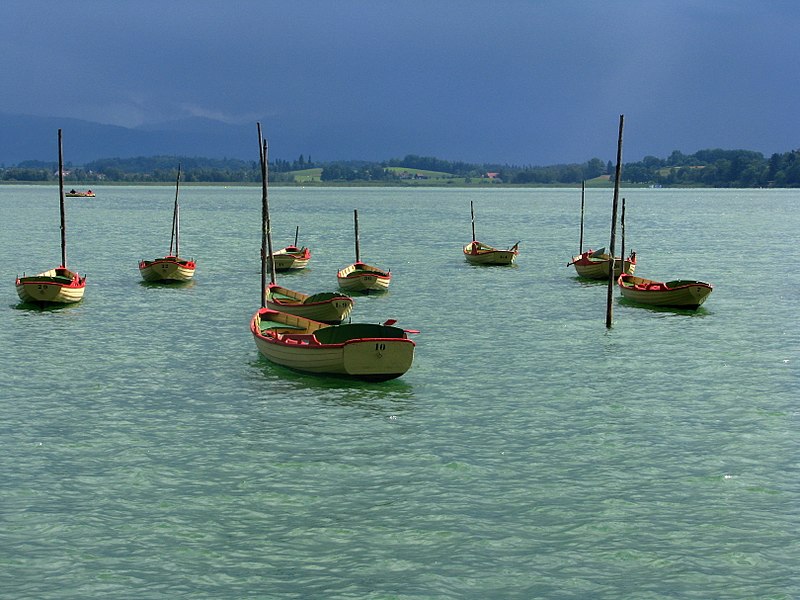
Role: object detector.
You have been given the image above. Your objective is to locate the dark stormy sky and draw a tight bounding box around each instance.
[2,0,797,164]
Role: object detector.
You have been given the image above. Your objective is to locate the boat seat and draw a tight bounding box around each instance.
[259,322,305,332]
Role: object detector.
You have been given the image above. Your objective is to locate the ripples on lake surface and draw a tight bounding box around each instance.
[1,185,798,598]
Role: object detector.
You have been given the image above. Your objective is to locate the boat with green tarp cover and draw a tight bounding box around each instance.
[618,273,713,309]
[251,308,416,381]
[266,283,353,324]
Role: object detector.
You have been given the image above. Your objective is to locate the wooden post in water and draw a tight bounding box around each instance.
[470,201,476,241]
[579,180,585,254]
[620,197,626,273]
[294,225,299,247]
[353,209,361,263]
[257,123,277,307]
[606,114,625,329]
[264,142,276,287]
[58,129,67,268]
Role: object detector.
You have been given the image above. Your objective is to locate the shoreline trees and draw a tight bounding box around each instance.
[2,148,799,187]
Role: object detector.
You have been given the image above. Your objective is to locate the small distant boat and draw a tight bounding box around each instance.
[272,226,311,270]
[267,283,353,324]
[463,201,519,265]
[337,209,391,292]
[251,308,416,381]
[16,129,86,305]
[569,247,636,279]
[138,164,196,282]
[65,189,95,197]
[618,273,713,309]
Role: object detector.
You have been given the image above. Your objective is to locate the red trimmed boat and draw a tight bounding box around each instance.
[15,129,87,305]
[251,309,416,381]
[139,164,196,282]
[272,226,311,270]
[266,283,353,324]
[463,201,519,265]
[618,273,713,309]
[569,248,636,279]
[337,209,391,292]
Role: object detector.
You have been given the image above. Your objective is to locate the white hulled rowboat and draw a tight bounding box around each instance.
[617,273,713,310]
[338,209,391,292]
[15,129,86,305]
[463,240,519,265]
[266,282,354,324]
[251,308,415,381]
[569,248,636,279]
[139,256,196,282]
[138,164,196,282]
[271,245,311,270]
[337,262,391,293]
[463,201,519,265]
[16,266,85,304]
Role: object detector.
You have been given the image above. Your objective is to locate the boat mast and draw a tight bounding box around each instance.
[354,209,361,263]
[579,180,585,254]
[58,129,67,267]
[470,201,476,241]
[294,225,299,247]
[169,164,182,256]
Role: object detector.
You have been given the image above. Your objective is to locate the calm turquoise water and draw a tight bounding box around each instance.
[1,184,798,599]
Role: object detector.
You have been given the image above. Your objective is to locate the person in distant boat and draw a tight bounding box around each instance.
[70,189,77,194]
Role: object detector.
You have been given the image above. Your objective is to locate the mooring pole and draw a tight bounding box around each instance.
[606,114,624,329]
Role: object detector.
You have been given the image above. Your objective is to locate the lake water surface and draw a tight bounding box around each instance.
[1,185,798,599]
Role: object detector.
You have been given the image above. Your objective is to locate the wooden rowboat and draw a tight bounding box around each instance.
[617,273,713,309]
[568,182,635,280]
[272,227,311,270]
[15,129,86,305]
[16,266,86,304]
[272,245,311,270]
[251,308,415,381]
[337,261,391,293]
[463,240,519,265]
[139,256,196,282]
[463,201,519,265]
[138,164,196,282]
[266,282,354,324]
[337,209,391,293]
[569,248,636,279]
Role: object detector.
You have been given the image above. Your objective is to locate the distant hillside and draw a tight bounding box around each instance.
[0,113,258,165]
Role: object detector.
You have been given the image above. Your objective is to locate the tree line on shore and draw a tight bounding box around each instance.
[2,147,799,187]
